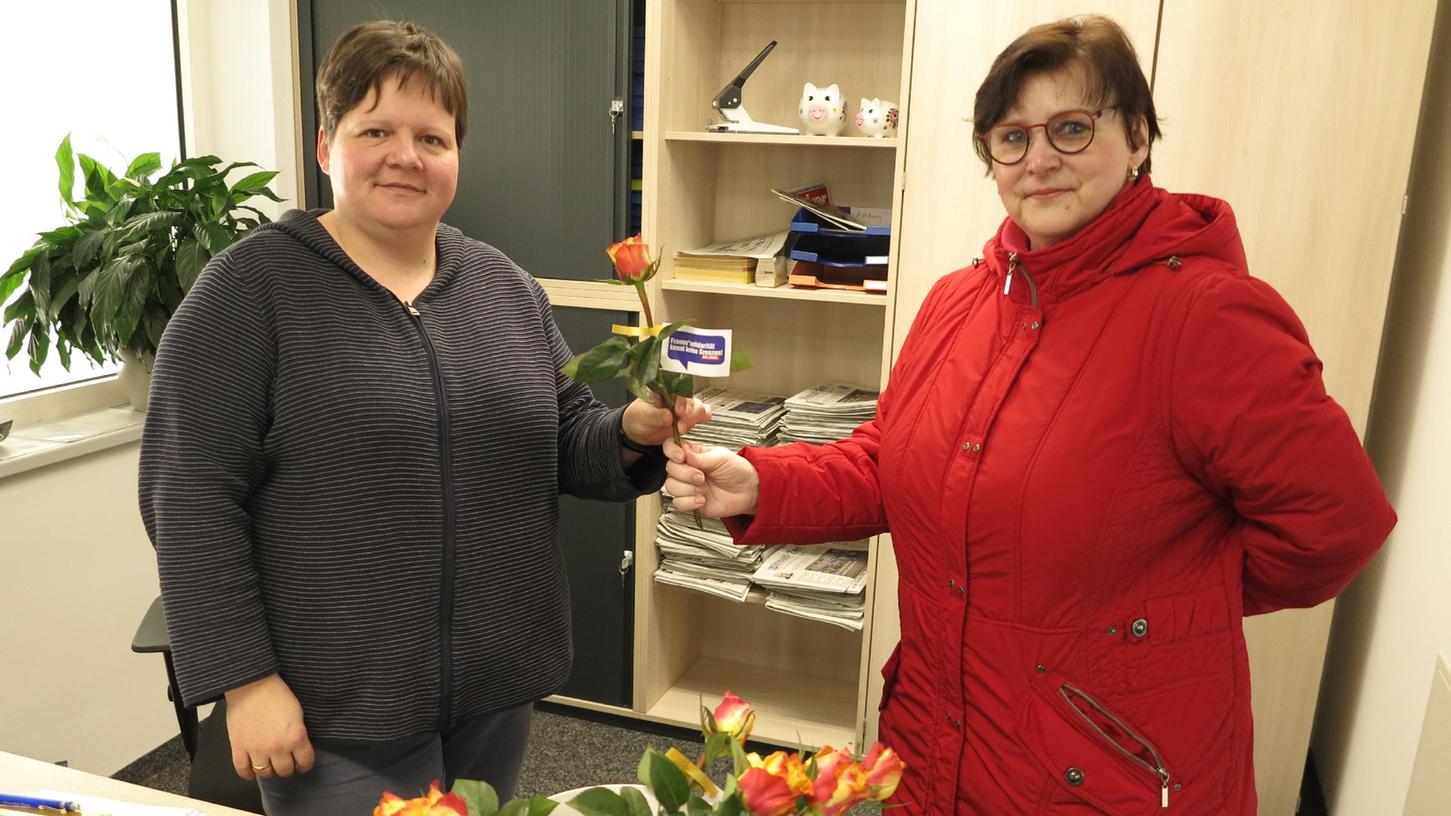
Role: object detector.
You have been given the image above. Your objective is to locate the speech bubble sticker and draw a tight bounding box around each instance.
[660,327,733,377]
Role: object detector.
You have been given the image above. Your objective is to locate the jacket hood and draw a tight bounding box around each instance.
[984,177,1248,304]
[261,208,466,300]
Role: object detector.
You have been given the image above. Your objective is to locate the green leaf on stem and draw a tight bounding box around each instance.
[498,799,532,816]
[641,749,690,814]
[525,797,560,816]
[565,789,630,816]
[685,795,711,816]
[618,787,652,816]
[452,778,499,816]
[562,335,630,383]
[730,346,752,373]
[175,238,209,293]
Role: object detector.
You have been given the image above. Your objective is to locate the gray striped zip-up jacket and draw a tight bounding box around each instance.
[139,209,662,740]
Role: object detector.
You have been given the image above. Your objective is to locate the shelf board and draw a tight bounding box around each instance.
[664,131,898,149]
[661,278,887,305]
[646,656,859,750]
[631,130,644,140]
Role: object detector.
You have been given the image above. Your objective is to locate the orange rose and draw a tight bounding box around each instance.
[808,747,868,816]
[606,234,656,283]
[710,690,756,745]
[374,781,469,816]
[860,743,905,801]
[739,751,811,816]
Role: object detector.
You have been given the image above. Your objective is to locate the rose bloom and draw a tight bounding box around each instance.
[712,690,756,745]
[739,751,812,816]
[809,746,869,816]
[860,743,906,800]
[374,780,468,816]
[606,234,654,283]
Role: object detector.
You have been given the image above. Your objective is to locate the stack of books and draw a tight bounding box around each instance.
[672,231,789,286]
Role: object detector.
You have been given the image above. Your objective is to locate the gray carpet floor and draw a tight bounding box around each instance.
[110,703,878,811]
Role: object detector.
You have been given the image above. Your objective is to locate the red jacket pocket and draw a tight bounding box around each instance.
[1017,672,1168,815]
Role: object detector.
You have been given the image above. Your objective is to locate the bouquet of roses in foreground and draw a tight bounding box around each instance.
[373,692,905,816]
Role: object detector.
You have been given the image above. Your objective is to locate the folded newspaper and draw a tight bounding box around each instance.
[684,386,788,450]
[751,543,868,595]
[779,382,880,444]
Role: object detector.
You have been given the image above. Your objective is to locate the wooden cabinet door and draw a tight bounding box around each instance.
[1151,3,1437,812]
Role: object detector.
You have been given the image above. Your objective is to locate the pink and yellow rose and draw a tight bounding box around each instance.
[738,751,812,816]
[860,742,905,801]
[373,780,468,816]
[808,746,869,816]
[709,690,756,746]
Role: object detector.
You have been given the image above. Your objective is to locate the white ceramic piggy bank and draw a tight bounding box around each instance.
[855,98,899,138]
[798,82,846,136]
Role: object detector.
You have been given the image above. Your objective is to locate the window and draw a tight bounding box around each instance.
[1,1,182,399]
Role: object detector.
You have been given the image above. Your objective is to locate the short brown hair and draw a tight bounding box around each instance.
[972,15,1160,174]
[316,20,469,147]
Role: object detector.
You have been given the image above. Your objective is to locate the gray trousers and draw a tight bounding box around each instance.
[256,703,533,816]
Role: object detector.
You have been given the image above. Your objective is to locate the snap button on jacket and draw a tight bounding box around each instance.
[726,180,1395,815]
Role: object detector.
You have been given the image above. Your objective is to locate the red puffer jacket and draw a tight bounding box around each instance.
[727,179,1394,815]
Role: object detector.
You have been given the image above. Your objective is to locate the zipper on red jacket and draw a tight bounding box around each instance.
[1004,252,1040,307]
[1060,683,1173,807]
[404,298,458,732]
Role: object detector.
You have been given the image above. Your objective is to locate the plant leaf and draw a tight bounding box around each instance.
[230,169,279,194]
[27,324,51,372]
[4,290,35,324]
[6,242,48,279]
[126,152,163,180]
[113,259,151,345]
[685,795,711,816]
[175,238,209,293]
[143,306,169,349]
[56,134,76,208]
[497,800,531,816]
[193,221,231,254]
[6,319,28,360]
[452,779,499,816]
[118,210,182,244]
[712,791,743,816]
[566,789,630,816]
[72,227,108,269]
[29,252,53,316]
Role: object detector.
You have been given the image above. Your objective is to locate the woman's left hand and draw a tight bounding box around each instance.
[622,396,712,447]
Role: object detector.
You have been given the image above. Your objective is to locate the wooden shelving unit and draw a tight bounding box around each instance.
[623,0,916,751]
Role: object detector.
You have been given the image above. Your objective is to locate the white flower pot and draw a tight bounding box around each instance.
[117,350,155,413]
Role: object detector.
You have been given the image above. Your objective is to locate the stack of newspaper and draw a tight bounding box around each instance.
[778,382,881,444]
[653,505,775,602]
[684,386,788,450]
[751,543,869,631]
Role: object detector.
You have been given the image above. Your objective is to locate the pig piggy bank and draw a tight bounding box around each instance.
[855,98,899,138]
[798,82,846,136]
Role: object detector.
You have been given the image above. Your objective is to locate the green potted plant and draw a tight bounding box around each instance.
[0,135,281,410]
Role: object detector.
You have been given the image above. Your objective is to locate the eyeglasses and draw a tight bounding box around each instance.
[980,109,1108,165]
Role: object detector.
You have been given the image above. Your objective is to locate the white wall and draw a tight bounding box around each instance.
[0,0,300,776]
[0,444,175,774]
[177,0,303,217]
[1312,1,1451,810]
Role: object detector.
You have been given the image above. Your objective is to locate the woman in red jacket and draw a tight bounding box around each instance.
[664,15,1394,816]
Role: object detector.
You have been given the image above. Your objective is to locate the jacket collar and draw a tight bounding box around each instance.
[983,177,1247,306]
[269,209,466,304]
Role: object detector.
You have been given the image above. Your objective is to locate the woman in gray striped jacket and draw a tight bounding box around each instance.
[138,20,706,816]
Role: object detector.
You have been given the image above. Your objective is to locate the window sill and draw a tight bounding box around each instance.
[0,379,143,480]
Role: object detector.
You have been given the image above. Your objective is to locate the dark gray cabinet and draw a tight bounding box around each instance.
[552,306,636,707]
[298,0,631,280]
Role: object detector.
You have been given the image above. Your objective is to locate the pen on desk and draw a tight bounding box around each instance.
[0,793,81,813]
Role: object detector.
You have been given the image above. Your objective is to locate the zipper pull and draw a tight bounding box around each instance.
[1159,769,1170,808]
[404,301,421,317]
[1004,252,1019,296]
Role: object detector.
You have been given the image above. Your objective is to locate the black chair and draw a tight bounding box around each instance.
[132,596,265,813]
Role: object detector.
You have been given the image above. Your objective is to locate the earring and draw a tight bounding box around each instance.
[1127,163,1140,181]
